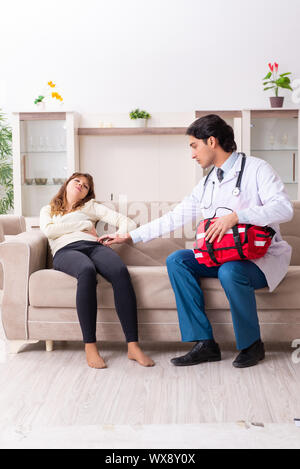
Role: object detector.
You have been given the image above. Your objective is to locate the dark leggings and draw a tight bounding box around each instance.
[53,240,138,343]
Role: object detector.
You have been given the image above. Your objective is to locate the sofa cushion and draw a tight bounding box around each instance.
[29,267,176,310]
[29,265,300,311]
[111,238,187,266]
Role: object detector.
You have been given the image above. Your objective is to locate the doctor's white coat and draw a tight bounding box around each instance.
[129,153,294,292]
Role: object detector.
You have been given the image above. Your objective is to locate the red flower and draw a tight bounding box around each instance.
[274,62,279,72]
[268,63,274,72]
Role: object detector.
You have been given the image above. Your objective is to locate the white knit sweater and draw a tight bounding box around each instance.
[40,198,137,256]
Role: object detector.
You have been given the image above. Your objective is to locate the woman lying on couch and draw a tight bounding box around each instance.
[40,172,154,369]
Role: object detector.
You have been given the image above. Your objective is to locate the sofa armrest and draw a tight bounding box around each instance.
[0,230,48,340]
[0,215,26,238]
[0,216,26,287]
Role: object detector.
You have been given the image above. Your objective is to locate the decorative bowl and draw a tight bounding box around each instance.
[34,178,48,185]
[53,178,66,185]
[25,178,34,185]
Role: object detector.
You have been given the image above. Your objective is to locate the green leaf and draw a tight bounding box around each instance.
[264,86,276,91]
[0,108,13,214]
[129,108,150,119]
[276,77,291,86]
[34,95,45,104]
[263,72,272,80]
[278,83,293,91]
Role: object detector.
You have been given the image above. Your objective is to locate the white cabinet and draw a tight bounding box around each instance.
[242,109,300,200]
[12,111,79,224]
[79,111,243,202]
[79,132,194,202]
[195,109,300,201]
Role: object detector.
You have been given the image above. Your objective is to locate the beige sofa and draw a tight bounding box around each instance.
[0,215,26,290]
[1,201,300,353]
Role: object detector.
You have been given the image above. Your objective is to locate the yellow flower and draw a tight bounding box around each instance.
[48,81,56,88]
[52,91,63,101]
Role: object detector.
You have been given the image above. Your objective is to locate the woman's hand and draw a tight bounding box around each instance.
[98,232,132,246]
[84,226,99,238]
[205,212,239,243]
[84,225,105,243]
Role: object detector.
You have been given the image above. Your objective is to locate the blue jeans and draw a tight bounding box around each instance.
[166,249,268,350]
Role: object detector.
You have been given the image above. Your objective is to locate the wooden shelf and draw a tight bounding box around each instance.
[195,110,242,118]
[195,109,299,119]
[251,109,299,118]
[78,127,187,136]
[19,112,66,121]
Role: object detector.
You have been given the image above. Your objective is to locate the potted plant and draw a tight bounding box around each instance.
[34,95,46,110]
[0,109,14,214]
[34,81,63,110]
[129,108,151,127]
[263,62,293,108]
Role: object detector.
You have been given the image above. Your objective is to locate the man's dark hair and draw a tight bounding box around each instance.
[186,114,237,153]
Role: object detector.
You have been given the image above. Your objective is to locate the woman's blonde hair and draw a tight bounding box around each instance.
[50,172,96,216]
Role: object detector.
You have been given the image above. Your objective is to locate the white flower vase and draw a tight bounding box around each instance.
[35,101,46,111]
[132,118,148,128]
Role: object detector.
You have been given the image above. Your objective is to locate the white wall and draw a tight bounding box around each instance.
[1,0,300,115]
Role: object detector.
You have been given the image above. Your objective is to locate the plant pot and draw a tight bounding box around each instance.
[131,118,148,128]
[270,96,284,108]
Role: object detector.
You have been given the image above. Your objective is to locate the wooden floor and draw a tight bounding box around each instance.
[1,286,300,447]
[1,339,300,429]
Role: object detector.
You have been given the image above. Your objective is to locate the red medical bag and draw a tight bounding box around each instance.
[193,211,275,267]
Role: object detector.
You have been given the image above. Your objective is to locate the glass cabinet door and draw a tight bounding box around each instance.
[19,116,68,217]
[250,111,299,200]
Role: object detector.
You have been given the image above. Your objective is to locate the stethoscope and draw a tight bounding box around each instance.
[200,153,246,209]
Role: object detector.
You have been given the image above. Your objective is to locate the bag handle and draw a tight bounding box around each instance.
[210,206,233,219]
[205,239,221,265]
[210,207,246,259]
[197,206,234,243]
[231,225,247,259]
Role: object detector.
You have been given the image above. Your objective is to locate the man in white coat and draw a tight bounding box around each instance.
[99,114,294,368]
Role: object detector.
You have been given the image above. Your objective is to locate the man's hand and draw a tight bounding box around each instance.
[98,232,132,246]
[205,212,239,243]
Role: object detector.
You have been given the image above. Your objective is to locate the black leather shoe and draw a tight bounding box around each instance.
[171,340,221,366]
[232,339,265,368]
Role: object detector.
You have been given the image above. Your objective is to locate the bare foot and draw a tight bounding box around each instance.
[127,342,155,367]
[85,343,107,369]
